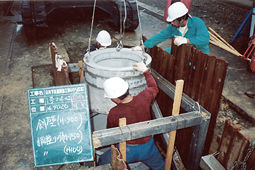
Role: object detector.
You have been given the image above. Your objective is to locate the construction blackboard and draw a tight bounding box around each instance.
[27,84,94,167]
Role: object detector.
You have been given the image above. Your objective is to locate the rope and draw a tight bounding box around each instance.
[117,0,127,51]
[87,0,97,55]
[135,0,144,47]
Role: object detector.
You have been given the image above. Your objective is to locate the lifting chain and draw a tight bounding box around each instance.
[135,0,147,62]
[230,142,255,170]
[135,0,144,49]
[117,0,127,51]
[87,0,97,56]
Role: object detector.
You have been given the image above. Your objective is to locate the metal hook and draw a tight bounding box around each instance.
[194,102,201,113]
[116,41,123,52]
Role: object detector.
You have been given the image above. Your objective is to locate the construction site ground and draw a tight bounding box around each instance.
[0,0,255,169]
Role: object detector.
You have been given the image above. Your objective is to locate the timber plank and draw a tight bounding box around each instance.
[208,58,228,114]
[185,46,198,98]
[182,46,193,96]
[197,53,209,104]
[157,48,169,77]
[166,54,176,84]
[201,55,216,108]
[193,51,207,101]
[217,120,236,165]
[190,49,204,101]
[204,58,228,153]
[150,46,160,70]
[171,41,178,56]
[174,45,186,80]
[217,120,249,169]
[224,131,249,169]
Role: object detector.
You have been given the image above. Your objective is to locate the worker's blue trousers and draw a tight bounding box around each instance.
[98,137,165,170]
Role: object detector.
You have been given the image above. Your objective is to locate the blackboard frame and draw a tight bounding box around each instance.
[27,84,94,167]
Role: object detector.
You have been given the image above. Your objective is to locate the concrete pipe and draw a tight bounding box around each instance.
[83,48,152,115]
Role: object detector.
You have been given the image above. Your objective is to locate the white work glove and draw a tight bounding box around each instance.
[55,54,67,72]
[174,36,188,46]
[131,45,143,51]
[133,62,148,73]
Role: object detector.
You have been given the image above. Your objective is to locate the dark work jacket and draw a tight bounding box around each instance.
[107,71,159,144]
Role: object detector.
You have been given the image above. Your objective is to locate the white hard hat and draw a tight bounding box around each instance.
[166,2,188,22]
[103,77,129,98]
[96,30,112,47]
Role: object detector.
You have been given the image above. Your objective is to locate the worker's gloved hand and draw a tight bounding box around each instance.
[131,45,143,51]
[133,62,148,73]
[174,36,188,46]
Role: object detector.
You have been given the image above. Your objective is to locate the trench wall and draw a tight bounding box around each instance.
[145,37,228,166]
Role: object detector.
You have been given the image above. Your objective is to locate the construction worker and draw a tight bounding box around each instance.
[98,62,165,170]
[89,30,112,52]
[136,2,210,54]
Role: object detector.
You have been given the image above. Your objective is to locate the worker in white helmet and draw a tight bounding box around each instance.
[136,2,209,54]
[98,62,165,170]
[89,30,112,52]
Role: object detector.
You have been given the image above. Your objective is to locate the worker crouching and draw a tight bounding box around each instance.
[90,30,112,52]
[98,62,165,170]
[142,2,210,54]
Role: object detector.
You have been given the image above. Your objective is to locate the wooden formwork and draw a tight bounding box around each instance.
[144,36,228,166]
[214,120,255,170]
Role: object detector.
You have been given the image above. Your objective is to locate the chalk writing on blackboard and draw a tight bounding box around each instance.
[27,84,93,167]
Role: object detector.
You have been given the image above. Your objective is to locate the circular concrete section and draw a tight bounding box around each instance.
[83,48,152,114]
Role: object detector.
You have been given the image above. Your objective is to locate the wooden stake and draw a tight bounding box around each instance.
[78,60,84,83]
[165,80,184,170]
[119,118,127,161]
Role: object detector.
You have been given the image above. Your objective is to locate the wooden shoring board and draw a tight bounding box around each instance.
[157,48,171,78]
[171,39,178,57]
[176,46,199,163]
[182,46,192,96]
[142,35,226,160]
[201,55,217,108]
[184,46,197,98]
[151,69,210,115]
[197,52,210,104]
[150,46,159,69]
[166,54,176,84]
[170,43,178,82]
[192,51,208,101]
[148,45,175,116]
[174,45,186,80]
[149,46,173,116]
[151,71,210,170]
[159,48,175,116]
[216,120,249,169]
[209,58,228,114]
[203,58,229,153]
